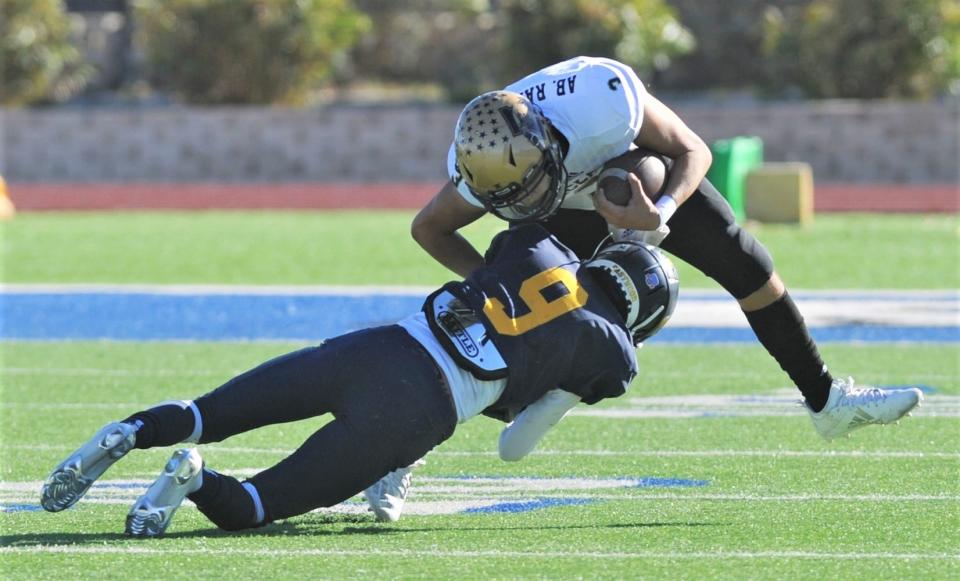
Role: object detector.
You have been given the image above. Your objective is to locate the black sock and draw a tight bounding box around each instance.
[124,403,196,449]
[188,469,263,531]
[744,292,833,412]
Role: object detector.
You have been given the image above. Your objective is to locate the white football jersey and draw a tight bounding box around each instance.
[447,56,647,211]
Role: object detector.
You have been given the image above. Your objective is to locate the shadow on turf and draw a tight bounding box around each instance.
[2,515,724,546]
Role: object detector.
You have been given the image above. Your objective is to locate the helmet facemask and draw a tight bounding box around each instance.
[455,92,568,222]
[584,241,680,344]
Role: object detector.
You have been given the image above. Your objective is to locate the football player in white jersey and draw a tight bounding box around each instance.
[364,56,923,521]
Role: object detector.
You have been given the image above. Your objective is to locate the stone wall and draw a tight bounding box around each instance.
[2,100,957,183]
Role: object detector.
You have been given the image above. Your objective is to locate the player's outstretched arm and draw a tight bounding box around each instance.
[499,389,581,461]
[411,180,488,278]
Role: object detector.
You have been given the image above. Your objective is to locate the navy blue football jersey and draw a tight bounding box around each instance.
[423,223,637,422]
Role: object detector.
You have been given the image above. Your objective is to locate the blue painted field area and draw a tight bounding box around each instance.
[2,287,957,343]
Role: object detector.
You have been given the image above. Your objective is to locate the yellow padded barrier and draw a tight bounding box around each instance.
[744,163,814,225]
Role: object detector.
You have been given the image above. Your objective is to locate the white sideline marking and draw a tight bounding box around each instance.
[5,443,958,459]
[0,545,956,561]
[5,284,955,298]
[6,366,959,383]
[6,402,956,417]
[4,392,958,417]
[573,392,960,418]
[3,475,957,506]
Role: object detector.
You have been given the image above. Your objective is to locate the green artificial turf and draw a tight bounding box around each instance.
[2,211,957,289]
[1,209,957,579]
[1,342,957,579]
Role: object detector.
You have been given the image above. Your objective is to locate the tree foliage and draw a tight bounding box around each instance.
[0,0,93,105]
[347,0,501,101]
[134,0,369,104]
[499,0,694,83]
[761,0,959,98]
[346,0,692,100]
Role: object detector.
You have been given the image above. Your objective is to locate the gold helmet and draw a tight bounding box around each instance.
[454,91,567,221]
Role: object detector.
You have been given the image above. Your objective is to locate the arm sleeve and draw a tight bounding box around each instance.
[498,389,581,461]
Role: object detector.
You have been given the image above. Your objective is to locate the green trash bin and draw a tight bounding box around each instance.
[706,136,764,221]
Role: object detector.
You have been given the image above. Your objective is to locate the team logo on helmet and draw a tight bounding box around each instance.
[644,272,661,290]
[454,91,568,222]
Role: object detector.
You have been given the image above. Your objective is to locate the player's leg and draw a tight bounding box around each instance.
[178,327,457,533]
[660,178,921,437]
[134,328,427,453]
[659,177,834,405]
[41,340,348,512]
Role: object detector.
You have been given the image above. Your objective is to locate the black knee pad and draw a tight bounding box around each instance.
[719,222,775,298]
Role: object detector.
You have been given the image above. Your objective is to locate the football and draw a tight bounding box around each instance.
[597,148,669,206]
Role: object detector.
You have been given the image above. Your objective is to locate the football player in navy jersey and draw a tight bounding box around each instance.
[410,56,922,445]
[40,225,679,537]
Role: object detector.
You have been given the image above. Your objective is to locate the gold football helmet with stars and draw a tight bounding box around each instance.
[454,91,568,222]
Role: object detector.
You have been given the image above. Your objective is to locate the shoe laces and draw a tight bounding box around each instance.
[397,472,413,497]
[840,380,888,405]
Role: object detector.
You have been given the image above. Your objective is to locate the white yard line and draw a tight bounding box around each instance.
[5,366,959,383]
[4,391,958,418]
[0,545,955,561]
[5,404,957,417]
[4,443,958,458]
[2,284,955,300]
[8,492,952,504]
[5,443,958,459]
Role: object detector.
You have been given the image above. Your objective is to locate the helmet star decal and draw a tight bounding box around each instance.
[454,91,568,222]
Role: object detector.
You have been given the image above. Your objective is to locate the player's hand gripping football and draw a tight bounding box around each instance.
[594,173,671,247]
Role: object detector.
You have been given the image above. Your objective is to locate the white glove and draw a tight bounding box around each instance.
[610,223,671,247]
[499,389,581,461]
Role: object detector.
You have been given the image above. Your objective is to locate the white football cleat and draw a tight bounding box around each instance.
[126,448,203,538]
[363,458,425,522]
[807,377,923,440]
[41,421,138,512]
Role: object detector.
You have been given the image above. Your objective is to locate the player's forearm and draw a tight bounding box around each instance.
[410,182,487,278]
[660,144,711,208]
[413,229,485,279]
[499,389,581,461]
[634,93,712,209]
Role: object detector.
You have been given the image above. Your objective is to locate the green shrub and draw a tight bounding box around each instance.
[134,0,370,104]
[498,0,694,83]
[0,0,92,105]
[762,0,959,98]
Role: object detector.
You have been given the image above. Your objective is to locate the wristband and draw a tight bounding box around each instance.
[654,195,678,226]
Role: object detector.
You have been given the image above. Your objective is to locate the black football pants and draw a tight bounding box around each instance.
[535,176,775,299]
[193,325,458,522]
